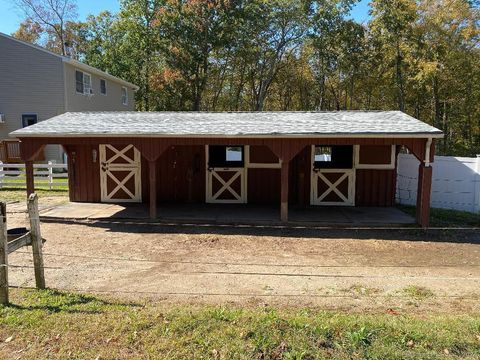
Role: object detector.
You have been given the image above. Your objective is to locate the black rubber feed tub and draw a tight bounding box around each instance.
[7,227,28,242]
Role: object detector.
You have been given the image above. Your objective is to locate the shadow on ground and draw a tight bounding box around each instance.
[41,218,480,245]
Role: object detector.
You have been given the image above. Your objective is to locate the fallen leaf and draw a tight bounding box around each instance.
[4,336,13,343]
[386,308,399,315]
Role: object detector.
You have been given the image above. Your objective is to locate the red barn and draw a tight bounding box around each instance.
[11,111,442,227]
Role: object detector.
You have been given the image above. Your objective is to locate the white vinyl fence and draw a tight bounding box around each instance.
[0,161,68,189]
[396,153,480,213]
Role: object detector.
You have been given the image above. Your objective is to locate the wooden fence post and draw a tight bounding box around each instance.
[48,161,53,190]
[0,161,3,189]
[28,194,45,289]
[0,202,8,304]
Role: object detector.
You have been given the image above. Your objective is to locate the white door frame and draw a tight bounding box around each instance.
[310,145,355,206]
[205,145,247,203]
[100,144,142,203]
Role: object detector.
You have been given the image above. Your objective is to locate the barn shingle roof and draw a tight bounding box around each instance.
[11,111,443,138]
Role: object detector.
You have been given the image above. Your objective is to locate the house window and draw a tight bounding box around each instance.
[22,114,37,127]
[75,70,92,95]
[100,79,107,95]
[209,145,244,168]
[313,145,353,169]
[121,87,128,105]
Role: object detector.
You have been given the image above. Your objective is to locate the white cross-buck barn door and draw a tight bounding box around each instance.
[100,144,142,203]
[310,145,355,206]
[311,169,355,206]
[205,145,247,203]
[207,168,246,203]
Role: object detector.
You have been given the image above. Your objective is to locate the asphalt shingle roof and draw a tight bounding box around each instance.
[11,111,443,138]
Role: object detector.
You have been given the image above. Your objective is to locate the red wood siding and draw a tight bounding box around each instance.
[25,137,434,208]
[154,145,205,203]
[358,145,392,164]
[355,169,396,206]
[65,144,100,202]
[249,145,278,163]
[248,169,280,203]
[289,146,310,206]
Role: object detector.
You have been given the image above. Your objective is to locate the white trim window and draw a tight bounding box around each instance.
[21,114,38,127]
[121,86,128,105]
[354,145,396,169]
[75,70,93,95]
[100,79,107,95]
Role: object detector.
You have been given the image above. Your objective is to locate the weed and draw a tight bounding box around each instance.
[402,285,435,300]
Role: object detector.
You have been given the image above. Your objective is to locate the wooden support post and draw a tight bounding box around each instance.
[148,160,157,220]
[280,160,289,222]
[28,193,45,289]
[25,160,34,197]
[416,164,432,228]
[0,202,8,305]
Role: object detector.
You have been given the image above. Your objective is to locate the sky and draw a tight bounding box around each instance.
[0,0,371,35]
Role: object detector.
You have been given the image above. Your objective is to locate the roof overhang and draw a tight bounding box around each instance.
[14,133,444,139]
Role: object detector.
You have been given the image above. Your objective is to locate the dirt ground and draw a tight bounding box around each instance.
[5,196,480,314]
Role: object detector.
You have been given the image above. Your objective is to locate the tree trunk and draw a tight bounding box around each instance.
[318,74,326,110]
[349,75,355,109]
[395,42,405,112]
[433,76,441,129]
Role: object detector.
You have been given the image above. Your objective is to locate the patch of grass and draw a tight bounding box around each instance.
[398,205,480,227]
[402,285,435,300]
[0,188,68,202]
[342,284,381,297]
[1,289,480,359]
[345,326,377,348]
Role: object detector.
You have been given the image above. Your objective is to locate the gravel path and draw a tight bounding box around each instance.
[5,197,480,313]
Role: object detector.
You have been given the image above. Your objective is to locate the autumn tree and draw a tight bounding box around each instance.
[11,0,480,155]
[369,0,417,112]
[13,0,78,55]
[156,0,241,111]
[12,19,43,43]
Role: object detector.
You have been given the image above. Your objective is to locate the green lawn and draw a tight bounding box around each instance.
[0,289,479,359]
[398,205,480,227]
[0,177,68,202]
[0,188,68,202]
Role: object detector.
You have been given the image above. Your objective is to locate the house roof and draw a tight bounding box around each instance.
[10,111,443,139]
[0,32,139,90]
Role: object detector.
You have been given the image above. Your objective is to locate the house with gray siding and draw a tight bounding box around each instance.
[0,32,138,162]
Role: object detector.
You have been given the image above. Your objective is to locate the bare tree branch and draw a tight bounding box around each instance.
[14,0,77,55]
